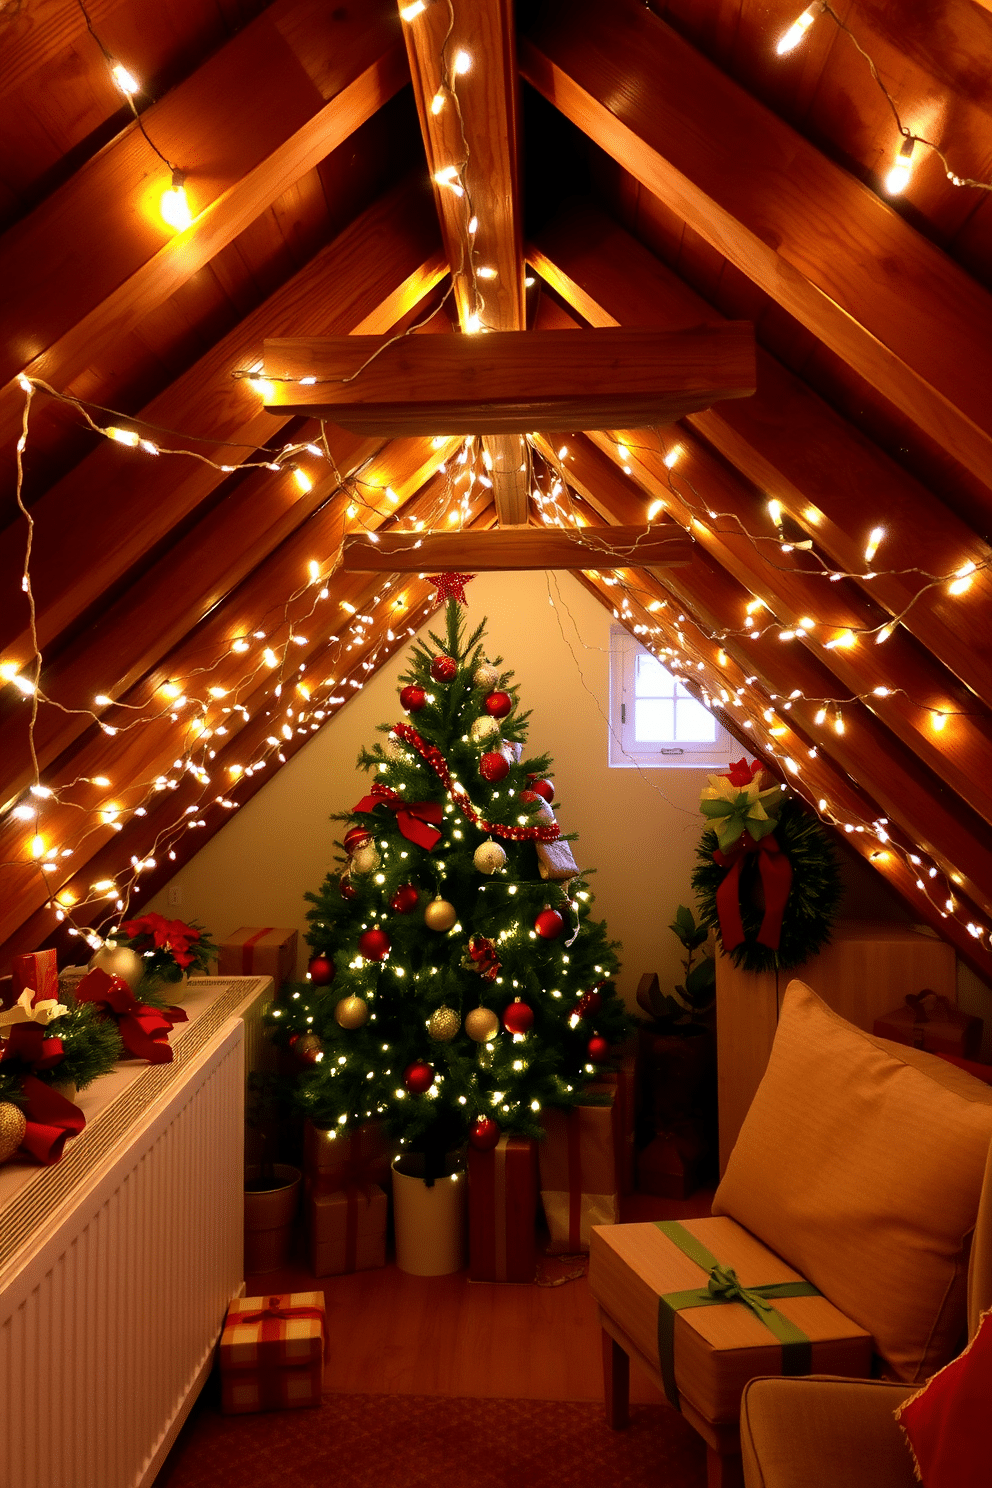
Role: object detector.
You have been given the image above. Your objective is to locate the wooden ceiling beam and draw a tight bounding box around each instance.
[0,177,446,671]
[520,0,992,496]
[341,524,692,571]
[399,0,529,524]
[0,0,406,454]
[530,203,992,713]
[534,434,992,916]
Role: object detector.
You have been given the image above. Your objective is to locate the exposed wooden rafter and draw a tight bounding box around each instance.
[341,524,693,571]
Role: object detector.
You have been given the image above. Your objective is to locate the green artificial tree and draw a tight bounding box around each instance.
[267,595,626,1182]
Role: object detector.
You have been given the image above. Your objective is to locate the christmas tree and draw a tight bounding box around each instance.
[268,593,625,1179]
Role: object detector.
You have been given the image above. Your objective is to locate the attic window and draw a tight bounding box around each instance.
[609,627,739,769]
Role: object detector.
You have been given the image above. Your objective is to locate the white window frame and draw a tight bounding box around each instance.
[608,626,743,769]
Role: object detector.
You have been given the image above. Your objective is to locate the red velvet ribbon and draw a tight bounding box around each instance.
[0,1021,64,1071]
[74,967,187,1065]
[241,927,274,974]
[713,831,793,951]
[469,934,501,981]
[352,783,443,851]
[18,1074,86,1164]
[232,1297,329,1361]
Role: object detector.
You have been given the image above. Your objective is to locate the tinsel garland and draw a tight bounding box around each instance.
[692,797,842,973]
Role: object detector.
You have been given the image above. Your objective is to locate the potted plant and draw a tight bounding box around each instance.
[243,1071,301,1274]
[102,911,216,1000]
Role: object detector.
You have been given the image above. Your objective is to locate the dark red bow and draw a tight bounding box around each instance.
[232,1297,329,1361]
[713,831,793,951]
[468,934,501,981]
[0,1020,65,1071]
[0,1028,86,1164]
[352,783,443,851]
[74,967,187,1065]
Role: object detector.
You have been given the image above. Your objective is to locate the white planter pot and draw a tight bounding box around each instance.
[391,1154,467,1276]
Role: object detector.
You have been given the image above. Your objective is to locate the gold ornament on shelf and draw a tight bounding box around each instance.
[473,839,506,875]
[87,942,145,990]
[334,995,369,1029]
[464,1006,499,1043]
[428,1006,460,1042]
[424,896,457,932]
[470,715,500,744]
[0,1102,26,1164]
[473,662,499,690]
[351,843,381,874]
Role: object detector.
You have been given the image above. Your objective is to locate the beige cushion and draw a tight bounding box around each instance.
[740,1376,917,1488]
[714,979,992,1382]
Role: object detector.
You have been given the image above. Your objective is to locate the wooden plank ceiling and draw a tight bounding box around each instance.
[1,0,991,984]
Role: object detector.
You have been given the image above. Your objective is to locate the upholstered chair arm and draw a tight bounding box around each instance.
[740,1375,917,1488]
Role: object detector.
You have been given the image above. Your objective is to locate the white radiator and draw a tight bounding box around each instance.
[0,1017,245,1488]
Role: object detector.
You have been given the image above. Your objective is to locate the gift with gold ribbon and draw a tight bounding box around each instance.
[220,1291,326,1414]
[73,966,186,1065]
[468,1133,538,1282]
[352,781,444,851]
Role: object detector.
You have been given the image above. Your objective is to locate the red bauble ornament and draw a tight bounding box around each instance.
[404,1060,435,1094]
[502,999,534,1035]
[534,908,564,939]
[576,988,603,1018]
[518,790,540,806]
[307,954,335,986]
[430,656,457,684]
[340,876,357,901]
[587,1035,611,1064]
[479,751,510,783]
[391,883,420,914]
[399,684,426,712]
[483,690,512,719]
[469,1115,501,1151]
[358,927,391,961]
[528,776,555,803]
[343,826,371,855]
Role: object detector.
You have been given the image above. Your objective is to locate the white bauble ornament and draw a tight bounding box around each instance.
[473,839,507,875]
[351,843,381,874]
[473,662,499,690]
[88,942,145,990]
[470,715,500,744]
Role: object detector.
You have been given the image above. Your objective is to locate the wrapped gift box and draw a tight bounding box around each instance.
[468,1134,538,1282]
[309,1184,387,1276]
[11,949,59,1004]
[590,1053,637,1195]
[590,1216,872,1426]
[218,927,298,991]
[539,1096,619,1253]
[303,1118,394,1196]
[874,993,982,1061]
[220,1291,325,1415]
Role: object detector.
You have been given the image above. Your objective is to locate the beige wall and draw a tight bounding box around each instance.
[147,570,713,1011]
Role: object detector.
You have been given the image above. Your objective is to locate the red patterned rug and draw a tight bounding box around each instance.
[156,1392,707,1488]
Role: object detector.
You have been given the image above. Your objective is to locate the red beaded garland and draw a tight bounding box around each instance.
[534,908,564,939]
[343,826,371,854]
[399,684,426,712]
[587,1035,611,1064]
[307,954,335,986]
[469,1115,501,1151]
[479,751,510,783]
[358,927,391,961]
[390,883,420,914]
[404,1060,435,1094]
[502,999,534,1034]
[483,690,512,718]
[430,656,457,684]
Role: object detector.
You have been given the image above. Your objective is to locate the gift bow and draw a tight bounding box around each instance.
[0,1020,65,1071]
[699,763,782,851]
[468,934,500,981]
[707,1262,778,1319]
[74,966,187,1065]
[713,831,793,952]
[0,985,69,1029]
[233,1297,329,1361]
[352,783,443,851]
[0,1028,85,1163]
[905,989,953,1024]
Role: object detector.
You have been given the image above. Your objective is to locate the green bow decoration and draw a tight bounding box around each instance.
[698,775,783,850]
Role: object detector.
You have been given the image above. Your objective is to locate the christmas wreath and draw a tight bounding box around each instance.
[691,760,841,973]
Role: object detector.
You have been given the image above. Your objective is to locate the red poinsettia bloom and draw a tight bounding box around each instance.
[722,758,763,789]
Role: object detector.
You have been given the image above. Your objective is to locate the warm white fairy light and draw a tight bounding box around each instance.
[949,562,976,596]
[400,0,426,20]
[160,170,193,232]
[111,62,140,95]
[864,527,884,564]
[776,2,822,54]
[885,138,917,196]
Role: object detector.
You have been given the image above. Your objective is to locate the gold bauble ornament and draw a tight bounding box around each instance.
[351,843,381,874]
[424,896,458,932]
[0,1102,26,1164]
[473,662,499,690]
[473,839,507,875]
[428,1006,460,1042]
[334,995,369,1029]
[88,942,145,990]
[470,715,500,744]
[464,1006,499,1043]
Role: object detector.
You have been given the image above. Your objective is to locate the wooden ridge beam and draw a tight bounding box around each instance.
[0,177,446,670]
[0,0,407,454]
[341,523,693,571]
[520,0,992,496]
[534,433,992,916]
[530,204,992,711]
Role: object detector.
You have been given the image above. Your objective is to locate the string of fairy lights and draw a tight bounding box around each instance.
[1,0,991,962]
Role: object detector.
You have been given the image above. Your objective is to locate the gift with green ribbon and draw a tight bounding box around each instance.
[655,1220,820,1411]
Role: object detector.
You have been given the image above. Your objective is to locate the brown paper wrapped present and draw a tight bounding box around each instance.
[468,1134,539,1282]
[539,1097,619,1252]
[589,1053,637,1195]
[303,1119,394,1196]
[873,990,982,1061]
[590,1216,871,1426]
[308,1185,387,1276]
[220,1291,325,1414]
[218,927,298,990]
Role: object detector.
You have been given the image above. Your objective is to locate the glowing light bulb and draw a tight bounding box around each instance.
[767,498,783,525]
[106,426,140,446]
[248,376,274,399]
[477,266,497,279]
[949,561,976,596]
[864,526,884,563]
[876,625,894,644]
[111,62,140,95]
[885,137,916,196]
[465,312,482,333]
[776,2,821,55]
[400,1,426,20]
[430,90,445,114]
[160,171,193,232]
[30,834,45,859]
[931,711,947,731]
[663,445,682,469]
[292,466,314,493]
[453,49,471,74]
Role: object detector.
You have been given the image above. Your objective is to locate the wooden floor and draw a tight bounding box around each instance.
[247,1190,714,1404]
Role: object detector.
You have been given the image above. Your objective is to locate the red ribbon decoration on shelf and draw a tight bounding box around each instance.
[74,967,187,1065]
[351,782,444,851]
[713,831,793,951]
[0,1021,64,1071]
[0,1026,86,1164]
[393,722,562,844]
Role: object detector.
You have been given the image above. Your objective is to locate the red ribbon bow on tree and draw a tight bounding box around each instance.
[0,1024,86,1164]
[352,783,444,851]
[712,831,793,952]
[468,934,501,981]
[74,967,187,1065]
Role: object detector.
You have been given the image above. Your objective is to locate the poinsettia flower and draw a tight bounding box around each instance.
[722,758,763,788]
[699,772,783,848]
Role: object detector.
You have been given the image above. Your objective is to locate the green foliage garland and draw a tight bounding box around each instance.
[0,999,123,1093]
[691,796,842,973]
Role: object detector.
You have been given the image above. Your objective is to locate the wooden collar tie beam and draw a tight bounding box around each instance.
[262,325,756,435]
[340,525,693,572]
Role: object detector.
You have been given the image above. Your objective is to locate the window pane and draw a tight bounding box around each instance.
[674,696,717,742]
[634,652,674,699]
[635,697,675,742]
